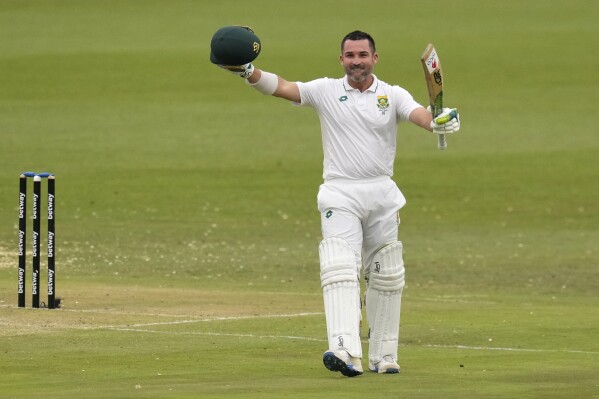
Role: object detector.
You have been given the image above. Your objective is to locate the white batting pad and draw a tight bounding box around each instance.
[323,282,362,357]
[319,237,359,287]
[365,241,405,364]
[319,238,362,357]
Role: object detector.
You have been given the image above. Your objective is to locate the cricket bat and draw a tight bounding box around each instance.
[420,43,448,150]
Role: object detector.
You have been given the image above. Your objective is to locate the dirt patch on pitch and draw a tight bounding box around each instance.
[0,284,322,337]
[0,244,15,269]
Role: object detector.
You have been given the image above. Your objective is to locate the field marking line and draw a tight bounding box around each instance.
[0,303,322,319]
[88,312,324,330]
[2,303,596,355]
[112,328,327,342]
[423,344,599,355]
[106,328,599,355]
[415,297,497,304]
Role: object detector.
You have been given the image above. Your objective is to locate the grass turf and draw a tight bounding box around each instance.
[0,0,598,398]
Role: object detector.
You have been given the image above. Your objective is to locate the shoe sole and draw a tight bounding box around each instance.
[323,352,363,377]
[369,366,400,374]
[380,368,400,374]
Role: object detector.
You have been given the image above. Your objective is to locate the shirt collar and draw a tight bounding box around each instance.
[343,74,379,93]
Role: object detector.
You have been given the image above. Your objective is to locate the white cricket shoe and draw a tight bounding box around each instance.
[368,355,400,374]
[323,350,363,377]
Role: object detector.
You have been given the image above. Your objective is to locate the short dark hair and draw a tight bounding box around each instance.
[341,31,376,53]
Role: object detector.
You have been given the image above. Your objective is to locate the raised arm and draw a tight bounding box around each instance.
[409,106,434,132]
[246,68,301,103]
[210,26,301,103]
[409,106,461,135]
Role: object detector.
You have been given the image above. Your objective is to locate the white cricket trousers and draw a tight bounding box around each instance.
[317,176,406,267]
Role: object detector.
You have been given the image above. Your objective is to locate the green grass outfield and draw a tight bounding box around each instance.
[1,0,598,397]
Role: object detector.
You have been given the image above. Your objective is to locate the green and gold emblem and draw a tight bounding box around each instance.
[376,95,389,109]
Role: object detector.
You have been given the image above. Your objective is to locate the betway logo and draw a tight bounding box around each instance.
[48,270,55,295]
[32,231,38,257]
[32,271,38,295]
[18,230,25,256]
[48,231,54,257]
[18,269,25,293]
[48,194,54,219]
[19,193,26,218]
[32,193,38,219]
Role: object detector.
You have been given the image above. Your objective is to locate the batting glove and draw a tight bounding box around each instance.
[218,63,255,79]
[430,107,460,134]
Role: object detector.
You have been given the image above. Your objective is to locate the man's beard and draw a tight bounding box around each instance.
[347,65,369,83]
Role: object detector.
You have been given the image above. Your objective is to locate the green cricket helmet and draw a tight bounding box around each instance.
[210,25,261,65]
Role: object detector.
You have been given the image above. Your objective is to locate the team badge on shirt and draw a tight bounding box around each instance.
[376,95,389,114]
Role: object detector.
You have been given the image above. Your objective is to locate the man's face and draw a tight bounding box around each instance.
[340,39,378,84]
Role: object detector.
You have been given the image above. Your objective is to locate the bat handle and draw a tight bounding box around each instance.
[437,134,447,150]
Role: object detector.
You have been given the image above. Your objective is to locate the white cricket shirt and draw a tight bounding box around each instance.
[297,75,421,180]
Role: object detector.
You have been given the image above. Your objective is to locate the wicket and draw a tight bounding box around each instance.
[18,172,57,309]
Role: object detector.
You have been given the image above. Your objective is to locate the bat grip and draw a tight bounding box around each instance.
[437,134,447,150]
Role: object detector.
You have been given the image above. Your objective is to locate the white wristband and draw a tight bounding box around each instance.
[247,71,278,95]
